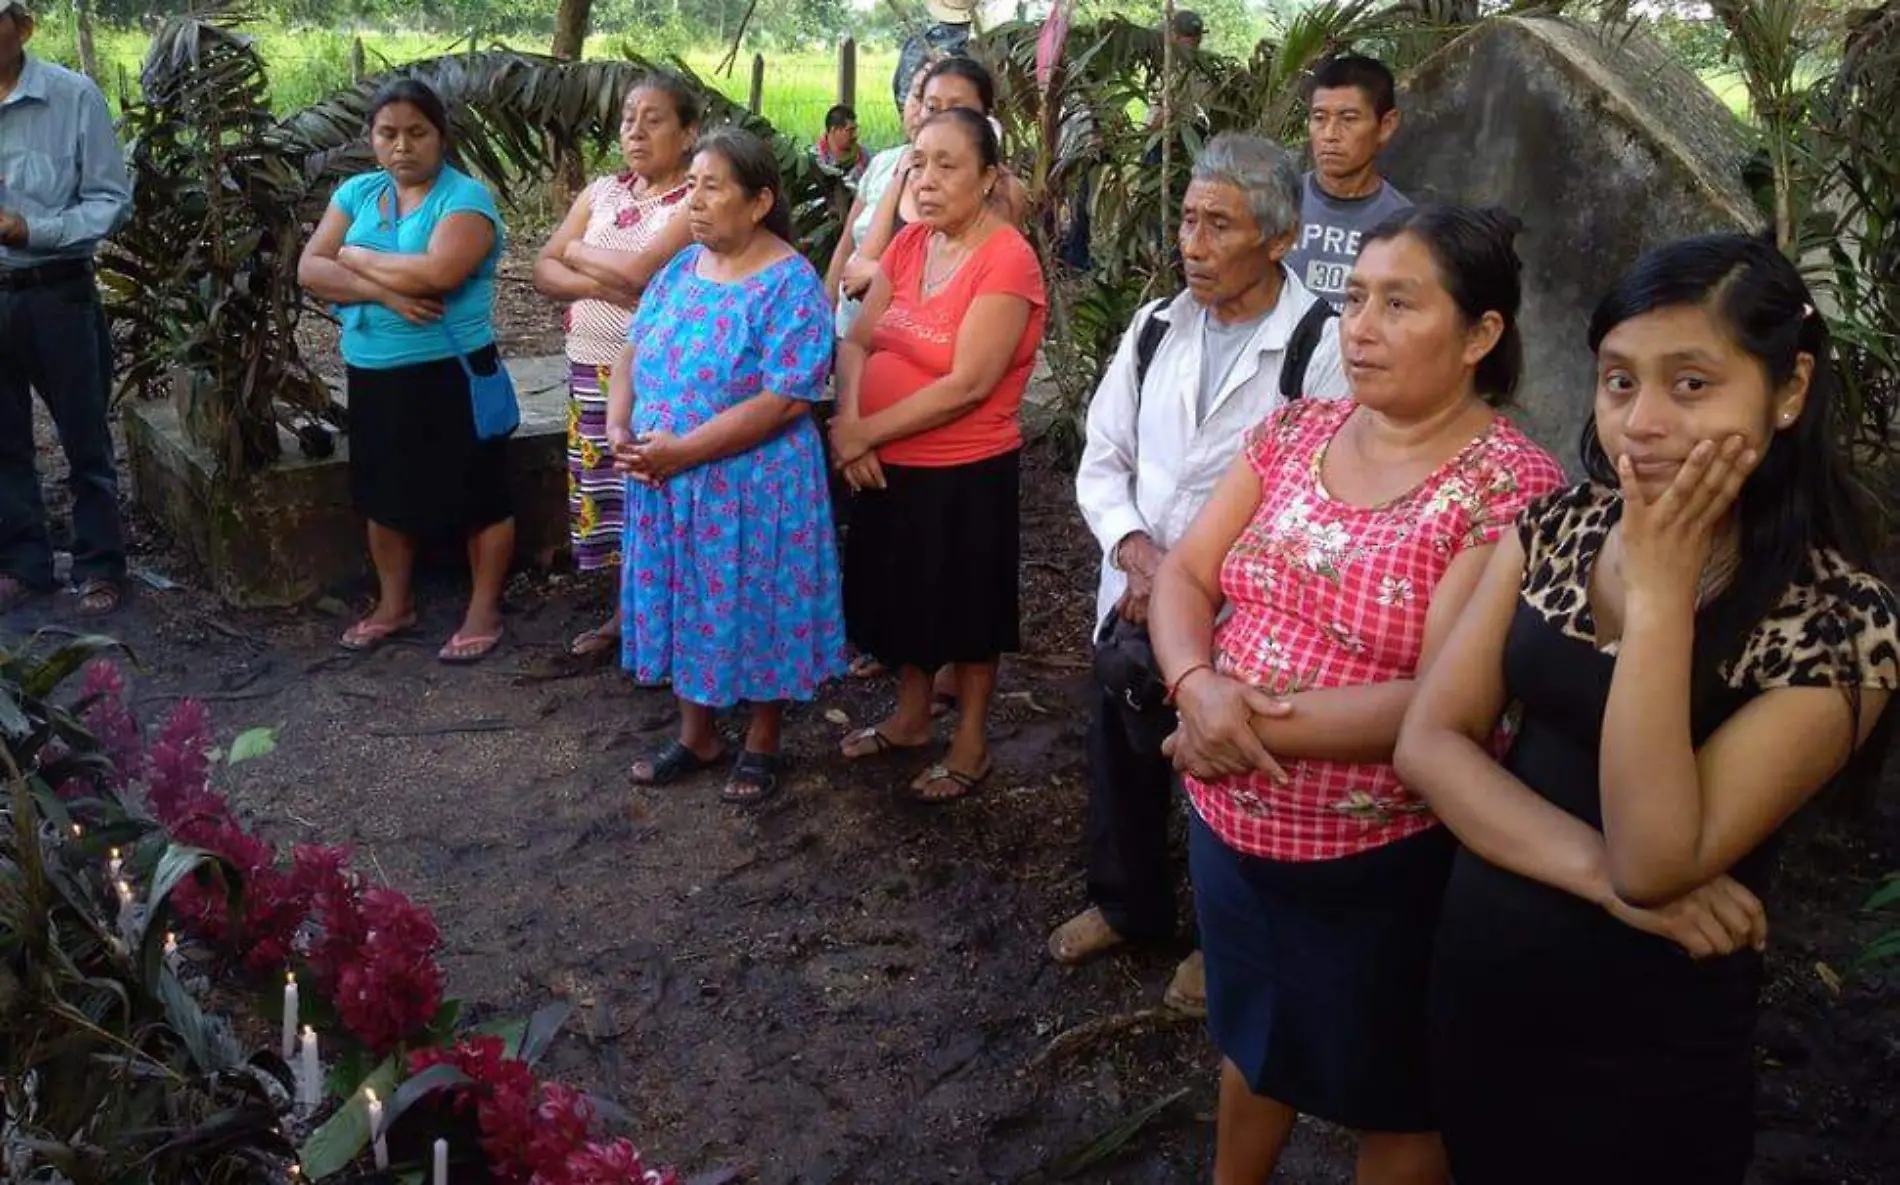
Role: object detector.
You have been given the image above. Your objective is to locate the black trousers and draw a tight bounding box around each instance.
[0,271,125,589]
[1084,683,1183,941]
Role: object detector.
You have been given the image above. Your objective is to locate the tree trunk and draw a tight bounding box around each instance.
[551,0,594,61]
[550,0,595,207]
[71,0,100,81]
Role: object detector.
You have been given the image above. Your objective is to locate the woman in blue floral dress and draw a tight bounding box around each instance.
[604,129,847,804]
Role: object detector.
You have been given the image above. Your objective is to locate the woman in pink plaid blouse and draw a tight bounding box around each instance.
[1149,205,1564,1185]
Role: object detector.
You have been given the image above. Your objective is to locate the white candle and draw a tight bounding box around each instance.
[433,1138,448,1185]
[281,974,299,1060]
[114,879,134,932]
[107,847,122,881]
[298,1026,320,1112]
[164,932,180,972]
[365,1088,388,1170]
[71,823,82,839]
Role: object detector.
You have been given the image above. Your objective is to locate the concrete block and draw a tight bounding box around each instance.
[124,355,575,607]
[1381,16,1760,469]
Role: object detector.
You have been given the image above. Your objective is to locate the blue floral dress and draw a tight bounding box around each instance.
[619,247,847,707]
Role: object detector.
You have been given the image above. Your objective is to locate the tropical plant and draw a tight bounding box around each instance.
[975,2,1444,455]
[104,6,849,478]
[1694,0,1896,456]
[2,641,689,1183]
[0,634,292,1185]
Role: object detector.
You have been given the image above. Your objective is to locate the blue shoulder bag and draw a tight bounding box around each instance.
[439,321,519,440]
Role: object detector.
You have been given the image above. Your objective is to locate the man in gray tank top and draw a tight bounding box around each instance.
[1284,54,1412,309]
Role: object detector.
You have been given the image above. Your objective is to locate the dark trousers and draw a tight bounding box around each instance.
[1084,683,1182,941]
[0,272,125,589]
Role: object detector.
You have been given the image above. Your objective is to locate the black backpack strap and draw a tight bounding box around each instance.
[1132,300,1172,394]
[1279,299,1339,401]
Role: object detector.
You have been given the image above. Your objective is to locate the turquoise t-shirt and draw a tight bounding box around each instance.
[329,165,504,370]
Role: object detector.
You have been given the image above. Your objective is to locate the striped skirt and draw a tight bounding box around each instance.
[566,360,626,572]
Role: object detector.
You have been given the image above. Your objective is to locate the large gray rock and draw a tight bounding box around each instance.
[1381,16,1762,469]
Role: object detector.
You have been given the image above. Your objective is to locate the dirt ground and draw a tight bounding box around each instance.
[10,253,1900,1182]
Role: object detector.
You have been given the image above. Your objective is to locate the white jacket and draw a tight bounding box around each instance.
[1075,272,1351,633]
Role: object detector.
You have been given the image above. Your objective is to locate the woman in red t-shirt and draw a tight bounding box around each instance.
[1149,206,1564,1184]
[829,106,1048,802]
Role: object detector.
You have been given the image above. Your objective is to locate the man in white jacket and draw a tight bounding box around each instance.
[1056,133,1352,1012]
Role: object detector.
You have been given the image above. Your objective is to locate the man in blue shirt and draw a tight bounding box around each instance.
[0,0,133,616]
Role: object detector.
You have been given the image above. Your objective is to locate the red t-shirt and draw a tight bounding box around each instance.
[860,222,1048,467]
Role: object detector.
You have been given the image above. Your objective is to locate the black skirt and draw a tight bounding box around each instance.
[347,347,513,536]
[1190,811,1455,1132]
[842,449,1019,670]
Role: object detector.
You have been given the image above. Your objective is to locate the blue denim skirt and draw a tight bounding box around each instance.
[1189,809,1455,1133]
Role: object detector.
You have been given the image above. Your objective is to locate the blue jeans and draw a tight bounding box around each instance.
[0,271,125,588]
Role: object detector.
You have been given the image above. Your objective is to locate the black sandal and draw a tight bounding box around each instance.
[631,738,725,786]
[721,751,783,806]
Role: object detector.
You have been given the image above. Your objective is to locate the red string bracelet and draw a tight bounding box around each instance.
[1164,662,1214,705]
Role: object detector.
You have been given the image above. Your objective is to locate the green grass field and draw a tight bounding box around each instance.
[29,21,906,149]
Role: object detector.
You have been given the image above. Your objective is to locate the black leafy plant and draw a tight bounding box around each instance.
[103,5,849,478]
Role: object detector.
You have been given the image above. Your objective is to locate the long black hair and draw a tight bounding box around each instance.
[1584,232,1877,728]
[693,128,795,243]
[1359,204,1527,405]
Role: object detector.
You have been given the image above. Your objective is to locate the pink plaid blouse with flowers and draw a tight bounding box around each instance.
[1185,399,1565,862]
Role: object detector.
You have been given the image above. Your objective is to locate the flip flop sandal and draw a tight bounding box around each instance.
[631,738,726,786]
[339,616,417,652]
[568,625,621,661]
[840,726,929,761]
[720,750,784,806]
[439,628,505,664]
[908,759,992,804]
[74,578,123,618]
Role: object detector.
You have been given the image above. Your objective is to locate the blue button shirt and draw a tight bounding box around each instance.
[0,55,132,265]
[329,166,504,370]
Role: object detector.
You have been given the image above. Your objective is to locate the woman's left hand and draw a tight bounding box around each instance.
[1616,434,1756,612]
[829,415,874,467]
[336,245,370,272]
[624,430,694,485]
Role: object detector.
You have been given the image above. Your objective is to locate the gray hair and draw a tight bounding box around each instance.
[1189,133,1304,241]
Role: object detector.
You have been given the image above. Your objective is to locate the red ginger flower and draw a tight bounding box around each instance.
[333,887,444,1055]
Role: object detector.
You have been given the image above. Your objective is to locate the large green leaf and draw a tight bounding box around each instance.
[300,1054,400,1180]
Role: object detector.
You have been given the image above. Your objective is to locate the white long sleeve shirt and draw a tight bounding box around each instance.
[1075,271,1351,634]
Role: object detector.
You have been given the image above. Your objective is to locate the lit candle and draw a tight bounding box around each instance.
[114,879,134,932]
[107,847,122,880]
[433,1138,448,1185]
[164,932,180,973]
[282,973,299,1061]
[298,1026,321,1112]
[365,1088,388,1170]
[71,823,83,839]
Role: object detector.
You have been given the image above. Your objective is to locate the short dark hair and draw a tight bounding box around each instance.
[1171,9,1204,38]
[1360,204,1526,403]
[1309,54,1398,118]
[367,77,452,146]
[626,70,703,131]
[919,106,1000,170]
[922,55,997,116]
[694,127,796,244]
[825,104,857,130]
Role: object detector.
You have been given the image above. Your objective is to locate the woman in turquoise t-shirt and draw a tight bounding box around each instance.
[298,78,513,663]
